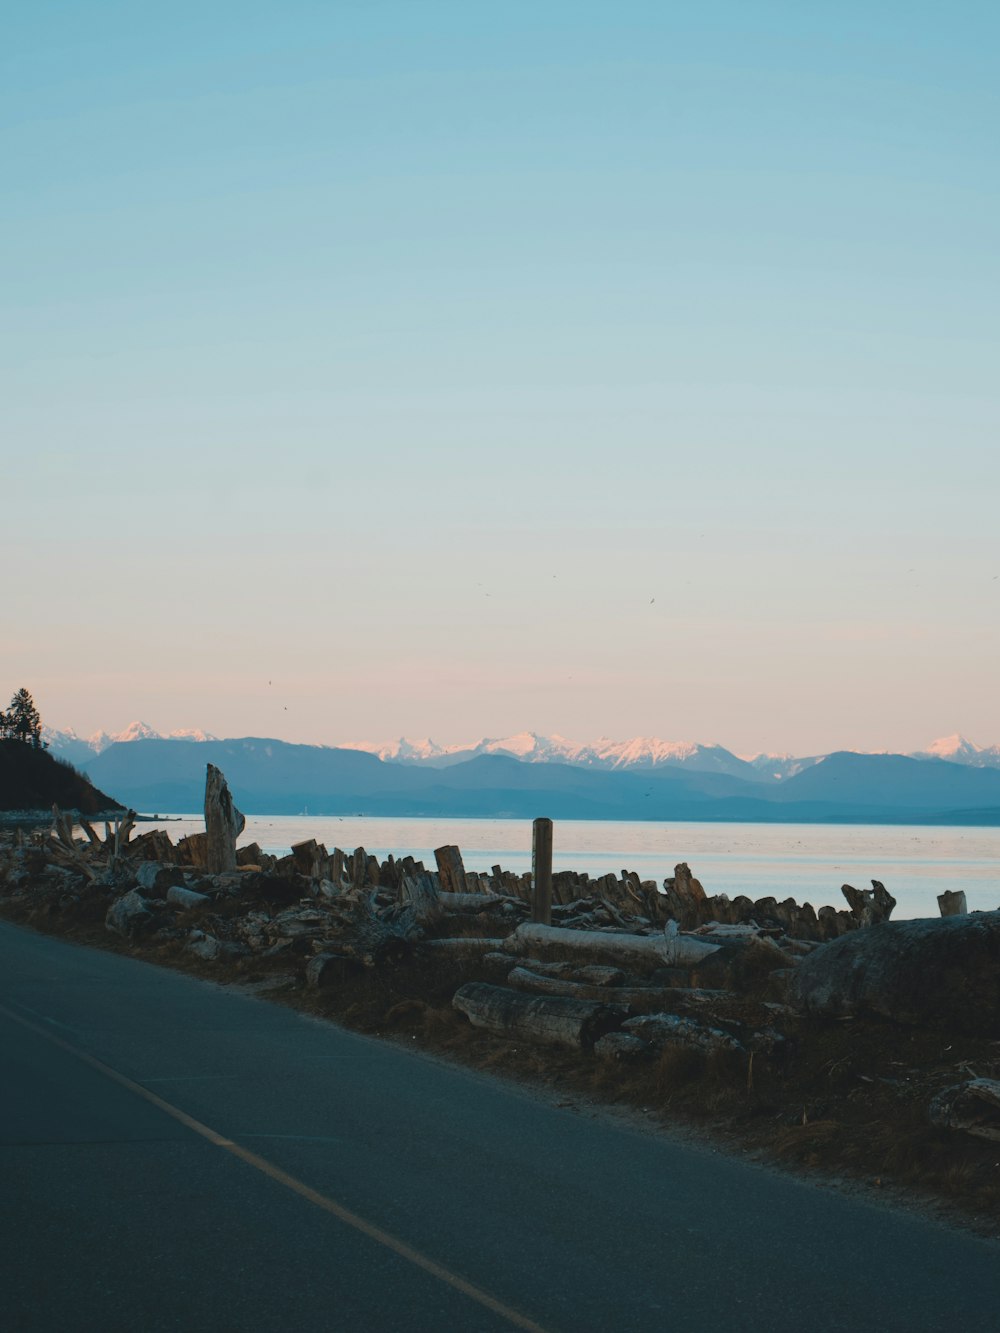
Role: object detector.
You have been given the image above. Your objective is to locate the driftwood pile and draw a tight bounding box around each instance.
[2,764,995,1146]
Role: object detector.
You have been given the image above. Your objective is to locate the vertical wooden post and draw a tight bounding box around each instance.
[435,844,467,894]
[531,817,553,925]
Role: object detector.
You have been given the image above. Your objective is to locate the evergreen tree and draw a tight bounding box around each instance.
[6,688,42,748]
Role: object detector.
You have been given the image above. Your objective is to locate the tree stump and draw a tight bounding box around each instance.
[938,890,968,917]
[204,764,245,874]
[435,844,467,894]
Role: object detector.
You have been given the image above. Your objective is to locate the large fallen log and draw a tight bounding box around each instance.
[419,937,508,960]
[482,955,627,985]
[506,966,729,1014]
[621,1012,745,1054]
[504,921,721,975]
[929,1078,1000,1141]
[452,981,625,1050]
[402,872,513,918]
[105,889,156,938]
[791,911,1000,1034]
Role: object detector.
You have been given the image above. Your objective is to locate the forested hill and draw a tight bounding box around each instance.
[0,741,123,814]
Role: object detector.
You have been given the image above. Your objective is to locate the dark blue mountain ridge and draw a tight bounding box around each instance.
[82,737,1000,823]
[772,751,1000,808]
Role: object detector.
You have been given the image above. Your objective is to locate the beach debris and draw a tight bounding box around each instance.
[452,980,626,1050]
[841,880,896,928]
[135,860,185,896]
[622,1012,745,1055]
[505,966,733,1016]
[204,764,245,874]
[661,861,707,930]
[593,1032,652,1061]
[505,921,722,974]
[166,884,211,910]
[938,890,968,917]
[434,844,468,894]
[791,911,1000,1035]
[105,889,156,938]
[929,1078,1000,1141]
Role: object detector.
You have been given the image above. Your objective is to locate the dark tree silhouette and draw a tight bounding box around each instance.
[4,688,43,748]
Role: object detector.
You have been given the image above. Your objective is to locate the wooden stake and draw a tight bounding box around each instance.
[532,817,553,925]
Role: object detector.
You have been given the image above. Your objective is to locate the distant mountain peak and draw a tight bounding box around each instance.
[923,734,980,759]
[911,734,1000,768]
[115,720,161,744]
[43,721,218,759]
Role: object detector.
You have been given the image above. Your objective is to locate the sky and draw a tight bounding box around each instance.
[3,2,998,756]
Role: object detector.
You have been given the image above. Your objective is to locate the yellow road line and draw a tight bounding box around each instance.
[1,1003,549,1333]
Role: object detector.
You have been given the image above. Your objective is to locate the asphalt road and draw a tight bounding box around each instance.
[2,921,999,1333]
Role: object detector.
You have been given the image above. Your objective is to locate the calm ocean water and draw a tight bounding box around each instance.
[140,815,1000,921]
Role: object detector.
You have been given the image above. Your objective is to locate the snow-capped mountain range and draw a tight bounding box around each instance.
[44,723,1000,780]
[44,722,218,765]
[341,733,774,780]
[343,731,1000,778]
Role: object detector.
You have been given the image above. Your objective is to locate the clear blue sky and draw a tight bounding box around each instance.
[4,2,998,754]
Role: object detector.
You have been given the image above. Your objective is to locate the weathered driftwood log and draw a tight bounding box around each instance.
[176,832,209,868]
[593,1032,652,1061]
[77,816,103,849]
[453,981,625,1050]
[791,910,1000,1034]
[732,895,827,942]
[482,956,624,985]
[651,934,789,994]
[105,890,155,937]
[166,884,210,910]
[419,937,508,960]
[841,880,896,928]
[399,872,445,928]
[504,922,721,975]
[351,846,368,888]
[938,890,968,917]
[185,933,247,961]
[661,862,707,930]
[323,891,416,967]
[622,1013,745,1054]
[506,967,729,1014]
[97,810,137,866]
[235,841,268,870]
[204,765,245,874]
[435,844,467,894]
[929,1078,1000,1141]
[401,871,511,922]
[443,892,514,914]
[48,806,98,881]
[127,827,176,863]
[291,839,328,879]
[48,805,145,882]
[135,861,185,896]
[306,951,354,988]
